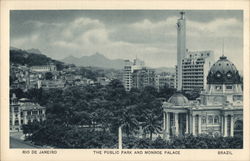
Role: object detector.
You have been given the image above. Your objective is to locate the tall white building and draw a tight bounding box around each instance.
[123,58,145,91]
[175,12,215,91]
[182,50,214,91]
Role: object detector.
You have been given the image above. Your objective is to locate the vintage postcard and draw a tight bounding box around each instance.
[1,0,249,161]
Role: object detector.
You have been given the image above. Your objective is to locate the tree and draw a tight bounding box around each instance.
[141,112,162,140]
[10,88,26,99]
[158,86,176,100]
[110,106,139,149]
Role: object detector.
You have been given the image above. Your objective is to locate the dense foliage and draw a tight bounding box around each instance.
[18,80,174,148]
[123,134,242,149]
[16,80,242,149]
[10,49,64,70]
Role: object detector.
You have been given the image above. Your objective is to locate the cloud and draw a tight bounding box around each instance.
[62,17,105,39]
[110,16,177,44]
[10,14,243,69]
[187,18,242,38]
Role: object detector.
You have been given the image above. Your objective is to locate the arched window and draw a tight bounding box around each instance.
[14,120,19,125]
[208,116,213,124]
[214,116,219,124]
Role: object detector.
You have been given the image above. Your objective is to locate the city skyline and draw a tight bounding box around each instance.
[10,10,243,70]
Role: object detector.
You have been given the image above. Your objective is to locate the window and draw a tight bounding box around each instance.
[216,72,221,78]
[14,107,19,112]
[214,116,219,124]
[33,111,38,115]
[202,116,206,124]
[216,86,222,90]
[208,116,213,124]
[14,120,19,125]
[226,85,233,89]
[227,72,232,78]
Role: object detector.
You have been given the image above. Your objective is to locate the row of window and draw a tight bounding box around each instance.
[215,85,233,90]
[201,115,220,124]
[27,110,44,115]
[183,69,204,72]
[183,65,204,68]
[183,83,204,85]
[183,77,204,79]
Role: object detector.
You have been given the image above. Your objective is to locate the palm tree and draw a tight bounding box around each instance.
[114,107,139,149]
[141,112,162,140]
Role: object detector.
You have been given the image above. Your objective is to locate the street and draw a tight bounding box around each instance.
[10,137,40,148]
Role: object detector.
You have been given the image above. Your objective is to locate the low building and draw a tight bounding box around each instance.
[30,64,57,72]
[155,73,175,91]
[132,67,156,90]
[42,80,65,89]
[96,77,111,86]
[10,94,46,132]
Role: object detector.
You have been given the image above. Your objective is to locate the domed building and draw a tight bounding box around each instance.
[162,56,243,139]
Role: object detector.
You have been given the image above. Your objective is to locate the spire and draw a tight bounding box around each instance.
[222,38,224,56]
[180,11,185,19]
[220,38,227,60]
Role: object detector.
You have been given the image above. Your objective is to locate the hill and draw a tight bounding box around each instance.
[61,53,124,69]
[10,47,64,70]
[155,67,175,74]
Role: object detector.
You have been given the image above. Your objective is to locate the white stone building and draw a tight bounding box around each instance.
[10,94,46,132]
[181,50,215,91]
[123,58,145,91]
[30,64,57,73]
[163,56,243,139]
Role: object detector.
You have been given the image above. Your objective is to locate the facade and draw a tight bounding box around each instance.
[30,64,57,72]
[163,56,243,139]
[96,77,111,86]
[132,67,156,90]
[10,94,46,132]
[42,80,65,89]
[155,73,175,91]
[181,50,214,91]
[123,60,134,91]
[122,58,145,91]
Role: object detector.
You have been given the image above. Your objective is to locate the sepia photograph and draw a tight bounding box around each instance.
[9,9,244,149]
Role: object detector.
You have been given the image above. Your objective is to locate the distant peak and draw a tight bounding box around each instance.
[10,46,20,50]
[67,55,76,58]
[94,52,103,56]
[26,48,42,54]
[92,52,106,58]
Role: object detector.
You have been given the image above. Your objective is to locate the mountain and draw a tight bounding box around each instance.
[62,53,125,69]
[155,67,175,74]
[26,48,42,55]
[10,46,20,50]
[10,47,64,70]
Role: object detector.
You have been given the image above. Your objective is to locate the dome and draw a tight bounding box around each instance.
[168,93,189,106]
[207,56,242,84]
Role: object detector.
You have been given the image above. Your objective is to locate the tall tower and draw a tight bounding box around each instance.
[176,11,186,91]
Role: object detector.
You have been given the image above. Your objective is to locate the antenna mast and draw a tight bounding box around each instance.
[222,38,224,56]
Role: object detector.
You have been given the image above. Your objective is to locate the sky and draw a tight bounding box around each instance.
[10,10,243,70]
